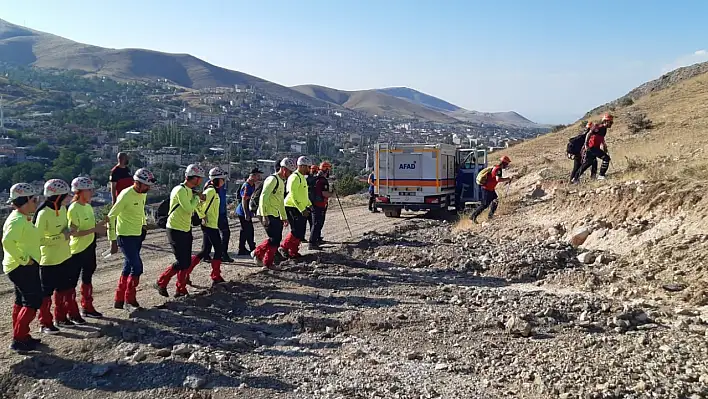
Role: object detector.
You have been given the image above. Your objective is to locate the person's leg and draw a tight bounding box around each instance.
[8,265,43,346]
[263,217,283,268]
[486,191,500,219]
[590,158,598,178]
[125,235,146,307]
[61,258,83,322]
[81,242,100,316]
[37,265,57,329]
[596,149,611,177]
[206,228,224,283]
[470,190,492,221]
[237,215,249,254]
[570,156,582,181]
[218,214,231,259]
[309,206,325,249]
[114,236,133,307]
[577,150,598,179]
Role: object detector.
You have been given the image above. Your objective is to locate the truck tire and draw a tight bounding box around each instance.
[384,207,402,218]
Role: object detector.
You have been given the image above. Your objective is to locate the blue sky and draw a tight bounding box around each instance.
[1,0,707,123]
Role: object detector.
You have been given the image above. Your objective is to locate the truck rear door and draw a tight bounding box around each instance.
[455,149,488,208]
[388,152,425,203]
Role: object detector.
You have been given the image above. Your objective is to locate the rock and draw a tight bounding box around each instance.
[172,344,193,356]
[595,253,615,264]
[577,252,596,264]
[675,308,698,317]
[156,348,172,357]
[183,375,206,389]
[86,330,103,339]
[505,315,532,337]
[91,364,112,378]
[406,352,423,361]
[663,283,687,292]
[434,363,451,371]
[569,227,592,247]
[132,348,148,362]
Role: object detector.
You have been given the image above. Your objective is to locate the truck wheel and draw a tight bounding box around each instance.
[384,207,402,218]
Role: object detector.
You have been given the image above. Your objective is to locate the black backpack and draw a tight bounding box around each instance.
[249,175,279,213]
[567,132,586,156]
[155,185,214,228]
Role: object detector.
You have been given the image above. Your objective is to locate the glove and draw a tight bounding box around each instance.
[261,216,270,228]
[302,207,311,218]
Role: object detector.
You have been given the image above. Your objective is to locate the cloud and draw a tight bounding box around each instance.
[662,49,708,73]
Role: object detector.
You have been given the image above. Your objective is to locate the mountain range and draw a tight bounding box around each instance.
[0,18,541,127]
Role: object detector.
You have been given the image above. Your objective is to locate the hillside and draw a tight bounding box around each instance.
[376,87,462,112]
[449,109,540,128]
[0,18,329,107]
[291,84,459,123]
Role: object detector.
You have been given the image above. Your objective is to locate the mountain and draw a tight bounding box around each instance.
[376,87,461,112]
[448,109,539,128]
[291,85,459,123]
[0,18,328,106]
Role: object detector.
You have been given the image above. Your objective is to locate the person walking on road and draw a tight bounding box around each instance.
[470,156,513,224]
[107,168,156,311]
[156,164,205,298]
[3,183,43,351]
[251,158,294,270]
[235,168,262,256]
[367,171,379,213]
[308,162,333,250]
[568,121,598,182]
[67,177,107,319]
[279,156,313,259]
[33,179,79,333]
[573,113,614,182]
[306,164,319,240]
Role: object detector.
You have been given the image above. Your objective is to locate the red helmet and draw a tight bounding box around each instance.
[586,121,594,129]
[602,113,614,122]
[500,155,511,165]
[319,161,332,171]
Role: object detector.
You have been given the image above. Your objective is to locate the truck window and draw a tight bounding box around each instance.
[460,152,477,169]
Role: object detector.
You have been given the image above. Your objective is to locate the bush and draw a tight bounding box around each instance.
[618,97,634,107]
[551,124,568,133]
[333,174,366,196]
[627,112,653,133]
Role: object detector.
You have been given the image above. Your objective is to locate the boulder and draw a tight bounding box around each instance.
[568,227,592,247]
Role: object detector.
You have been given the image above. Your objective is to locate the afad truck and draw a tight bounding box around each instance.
[373,143,488,218]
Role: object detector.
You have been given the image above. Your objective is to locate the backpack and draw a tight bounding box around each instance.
[249,175,279,213]
[306,175,318,203]
[567,133,586,156]
[156,199,177,229]
[476,167,494,186]
[236,182,246,205]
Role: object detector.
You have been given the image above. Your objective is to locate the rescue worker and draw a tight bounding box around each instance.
[67,177,107,319]
[3,183,43,351]
[235,168,262,255]
[308,162,333,250]
[109,152,132,204]
[252,158,295,270]
[575,113,613,181]
[569,121,598,182]
[34,179,77,333]
[279,156,313,259]
[367,171,379,213]
[470,156,513,224]
[108,168,156,311]
[306,164,319,240]
[201,167,235,263]
[186,167,228,287]
[156,164,205,298]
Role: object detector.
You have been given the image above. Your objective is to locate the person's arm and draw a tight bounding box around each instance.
[242,184,254,219]
[196,189,214,219]
[295,175,312,211]
[319,179,333,198]
[107,195,126,241]
[33,210,51,246]
[177,186,200,213]
[68,206,100,236]
[276,178,287,221]
[583,131,592,148]
[2,221,26,264]
[367,174,374,186]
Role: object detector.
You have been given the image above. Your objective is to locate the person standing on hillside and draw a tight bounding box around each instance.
[367,171,379,213]
[3,183,43,351]
[155,165,205,298]
[568,121,598,182]
[108,168,156,311]
[110,153,132,204]
[308,162,333,250]
[470,156,513,224]
[234,168,262,256]
[279,156,313,260]
[305,164,319,240]
[574,113,613,182]
[252,158,294,270]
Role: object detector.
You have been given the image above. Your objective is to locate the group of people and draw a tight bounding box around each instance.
[568,113,614,183]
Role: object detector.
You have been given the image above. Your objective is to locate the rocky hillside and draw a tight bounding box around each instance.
[376,87,462,112]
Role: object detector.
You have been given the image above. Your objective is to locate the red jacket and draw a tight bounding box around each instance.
[482,165,503,191]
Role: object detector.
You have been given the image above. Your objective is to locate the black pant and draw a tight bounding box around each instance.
[238,215,255,252]
[40,259,73,297]
[471,189,499,219]
[577,148,610,179]
[285,206,307,241]
[570,155,597,180]
[368,192,376,211]
[70,240,97,287]
[218,214,230,254]
[309,206,326,244]
[198,226,223,260]
[8,264,43,309]
[265,216,283,247]
[166,228,193,271]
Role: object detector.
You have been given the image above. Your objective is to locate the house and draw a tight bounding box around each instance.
[290,141,306,153]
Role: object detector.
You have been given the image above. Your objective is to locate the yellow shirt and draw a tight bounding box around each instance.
[107,187,147,240]
[284,171,312,212]
[34,206,72,266]
[257,175,287,219]
[2,210,41,274]
[68,202,96,255]
[166,184,200,232]
[196,186,220,229]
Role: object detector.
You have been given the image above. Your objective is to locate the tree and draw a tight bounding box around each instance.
[28,142,58,159]
[45,148,93,182]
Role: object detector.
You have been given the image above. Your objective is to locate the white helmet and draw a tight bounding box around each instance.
[185,164,206,178]
[297,156,312,166]
[8,183,35,203]
[71,176,95,192]
[133,168,156,186]
[43,179,71,197]
[209,167,228,180]
[280,157,296,172]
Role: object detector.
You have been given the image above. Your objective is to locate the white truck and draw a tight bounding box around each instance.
[374,143,488,217]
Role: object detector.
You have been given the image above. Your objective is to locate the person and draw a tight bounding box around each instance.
[574,113,614,182]
[33,179,78,333]
[67,177,107,319]
[186,167,228,287]
[305,164,320,240]
[568,121,598,182]
[109,152,132,204]
[470,156,513,224]
[3,183,43,351]
[234,168,263,256]
[308,162,333,250]
[279,156,313,259]
[108,168,156,311]
[155,164,205,298]
[367,171,379,213]
[251,158,295,270]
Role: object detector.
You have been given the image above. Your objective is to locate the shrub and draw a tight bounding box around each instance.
[627,112,654,133]
[618,97,634,107]
[333,174,366,196]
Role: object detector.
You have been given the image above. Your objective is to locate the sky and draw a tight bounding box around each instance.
[1,0,707,124]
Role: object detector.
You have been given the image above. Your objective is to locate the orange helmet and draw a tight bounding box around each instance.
[319,161,332,171]
[586,121,594,129]
[310,164,319,173]
[602,113,614,122]
[500,155,511,165]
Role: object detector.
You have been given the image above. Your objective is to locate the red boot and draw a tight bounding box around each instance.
[125,276,142,309]
[263,245,281,270]
[254,240,269,259]
[175,270,189,296]
[37,296,53,327]
[12,304,21,329]
[186,255,201,275]
[157,266,178,289]
[288,237,302,258]
[80,284,94,311]
[115,275,128,307]
[280,233,293,254]
[14,307,37,342]
[65,289,81,320]
[210,260,224,283]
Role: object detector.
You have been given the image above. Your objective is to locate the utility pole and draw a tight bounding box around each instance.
[0,95,4,135]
